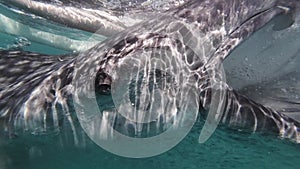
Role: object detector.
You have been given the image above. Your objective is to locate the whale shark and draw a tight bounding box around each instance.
[0,0,299,146]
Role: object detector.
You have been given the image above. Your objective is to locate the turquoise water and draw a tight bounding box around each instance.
[1,121,300,169]
[0,31,68,54]
[0,3,300,169]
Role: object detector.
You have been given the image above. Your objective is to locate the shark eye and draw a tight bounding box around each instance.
[272,12,295,31]
[95,72,112,95]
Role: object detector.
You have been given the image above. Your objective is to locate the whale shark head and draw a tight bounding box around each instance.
[70,0,300,146]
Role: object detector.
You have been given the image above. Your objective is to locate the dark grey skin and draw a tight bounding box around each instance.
[0,0,299,143]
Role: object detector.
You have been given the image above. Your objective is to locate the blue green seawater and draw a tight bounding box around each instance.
[0,4,300,169]
[0,118,299,169]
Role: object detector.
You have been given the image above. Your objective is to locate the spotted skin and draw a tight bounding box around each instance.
[0,0,300,143]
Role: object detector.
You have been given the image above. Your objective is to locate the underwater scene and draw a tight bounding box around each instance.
[0,0,300,169]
